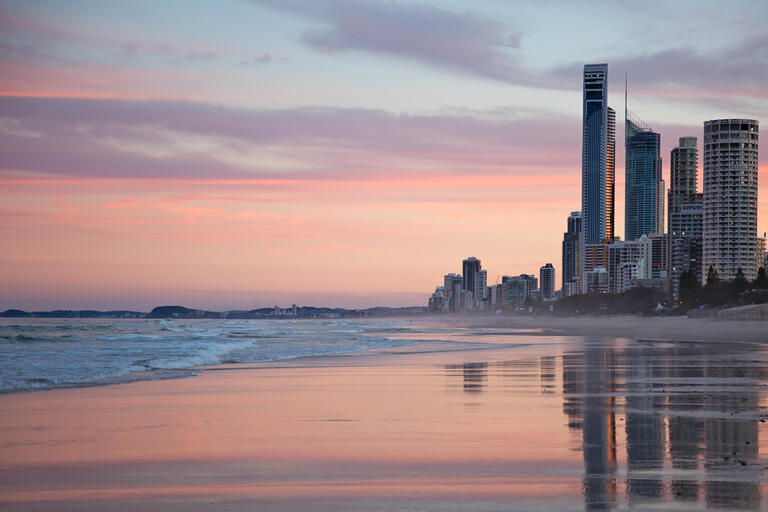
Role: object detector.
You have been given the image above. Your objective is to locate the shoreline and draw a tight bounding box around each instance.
[3,315,766,397]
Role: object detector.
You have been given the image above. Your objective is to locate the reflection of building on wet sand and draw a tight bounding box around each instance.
[582,346,618,510]
[703,357,762,510]
[561,340,765,509]
[444,362,487,392]
[562,346,618,510]
[624,343,666,502]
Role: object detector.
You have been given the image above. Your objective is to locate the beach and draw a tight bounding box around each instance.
[1,317,768,511]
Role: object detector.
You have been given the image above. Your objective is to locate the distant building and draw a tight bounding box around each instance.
[608,236,652,294]
[625,91,664,241]
[474,269,487,309]
[443,273,464,313]
[540,263,555,300]
[562,281,580,297]
[502,275,534,310]
[585,267,609,294]
[668,137,698,234]
[583,242,609,293]
[562,211,583,291]
[462,257,481,300]
[428,286,447,313]
[670,201,703,298]
[648,232,669,280]
[757,236,766,271]
[582,64,611,247]
[703,119,759,281]
[617,260,645,294]
[488,283,509,310]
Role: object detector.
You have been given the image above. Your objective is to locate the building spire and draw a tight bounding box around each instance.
[624,74,628,121]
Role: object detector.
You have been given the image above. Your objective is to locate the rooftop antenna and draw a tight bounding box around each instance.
[624,73,628,121]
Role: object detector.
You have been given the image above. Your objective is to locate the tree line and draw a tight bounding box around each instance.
[552,266,768,316]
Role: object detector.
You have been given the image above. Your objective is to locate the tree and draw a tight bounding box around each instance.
[706,265,720,286]
[754,267,768,290]
[734,267,748,294]
[678,269,700,306]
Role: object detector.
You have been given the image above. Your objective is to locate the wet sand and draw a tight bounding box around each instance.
[2,324,768,511]
[487,314,768,343]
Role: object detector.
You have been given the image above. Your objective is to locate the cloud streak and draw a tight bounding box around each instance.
[251,0,768,99]
[0,96,580,180]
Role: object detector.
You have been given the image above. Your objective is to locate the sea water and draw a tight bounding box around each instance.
[0,317,429,393]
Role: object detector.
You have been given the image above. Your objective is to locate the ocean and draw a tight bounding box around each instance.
[0,317,428,393]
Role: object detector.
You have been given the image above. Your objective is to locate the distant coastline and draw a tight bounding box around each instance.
[0,304,426,319]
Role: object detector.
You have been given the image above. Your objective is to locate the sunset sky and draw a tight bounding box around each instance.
[1,0,767,310]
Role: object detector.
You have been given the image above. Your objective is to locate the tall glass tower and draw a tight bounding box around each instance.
[582,64,608,247]
[624,83,663,241]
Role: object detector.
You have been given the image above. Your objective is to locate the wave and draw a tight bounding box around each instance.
[0,318,430,393]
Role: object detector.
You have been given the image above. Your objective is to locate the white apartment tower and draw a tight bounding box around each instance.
[702,119,759,282]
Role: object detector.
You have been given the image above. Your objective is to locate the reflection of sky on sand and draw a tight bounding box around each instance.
[1,331,768,511]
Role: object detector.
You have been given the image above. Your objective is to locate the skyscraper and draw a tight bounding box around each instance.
[474,269,487,308]
[562,211,583,289]
[703,119,759,282]
[582,64,608,247]
[462,257,481,297]
[668,137,702,297]
[670,203,703,297]
[625,84,664,241]
[668,137,699,233]
[540,263,555,300]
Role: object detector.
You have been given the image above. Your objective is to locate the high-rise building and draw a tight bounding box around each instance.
[625,85,664,241]
[585,267,609,294]
[756,236,766,271]
[703,119,759,282]
[668,137,698,233]
[443,273,463,313]
[474,269,487,308]
[606,107,616,243]
[582,64,609,247]
[428,286,447,313]
[562,211,583,289]
[670,202,703,298]
[608,236,653,294]
[502,275,532,310]
[649,232,669,280]
[540,263,555,300]
[462,257,481,300]
[667,136,701,298]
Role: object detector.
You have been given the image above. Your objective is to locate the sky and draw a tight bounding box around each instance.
[1,0,767,310]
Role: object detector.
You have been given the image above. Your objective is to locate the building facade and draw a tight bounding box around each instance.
[582,64,609,247]
[606,107,616,243]
[562,211,583,290]
[462,257,481,297]
[668,137,698,233]
[608,236,653,294]
[540,263,555,300]
[625,114,664,241]
[702,119,759,282]
[670,202,703,298]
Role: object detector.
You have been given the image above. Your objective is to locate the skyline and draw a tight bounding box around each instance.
[1,0,767,310]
